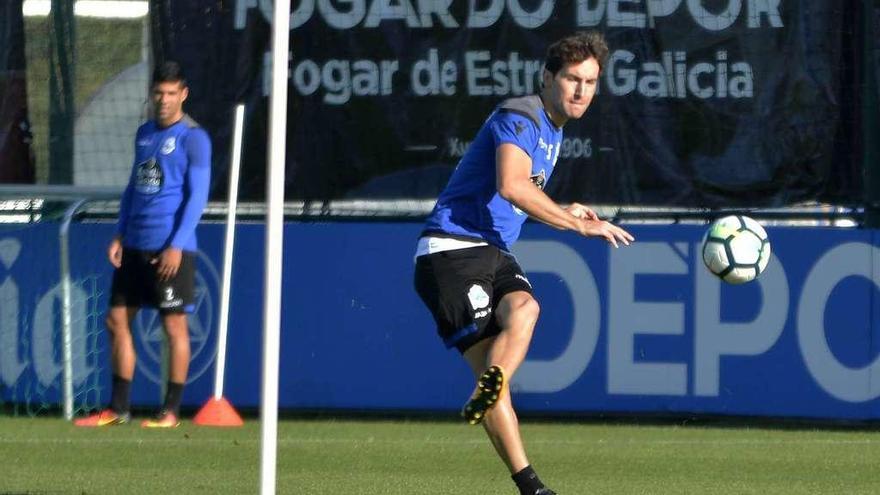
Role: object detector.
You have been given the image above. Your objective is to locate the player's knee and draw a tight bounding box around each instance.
[514,296,540,324]
[104,313,129,337]
[503,295,539,340]
[162,314,189,339]
[498,293,541,339]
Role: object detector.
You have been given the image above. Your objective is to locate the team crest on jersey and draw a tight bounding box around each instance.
[135,158,163,194]
[160,137,176,155]
[530,169,546,189]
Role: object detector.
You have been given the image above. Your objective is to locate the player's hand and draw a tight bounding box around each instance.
[107,237,123,268]
[566,202,599,221]
[152,247,183,282]
[577,219,634,248]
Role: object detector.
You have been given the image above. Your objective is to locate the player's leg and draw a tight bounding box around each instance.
[466,293,554,495]
[468,252,555,495]
[484,290,539,377]
[414,246,554,494]
[163,313,190,384]
[141,312,187,428]
[74,305,138,427]
[106,305,139,413]
[463,290,537,465]
[463,335,529,473]
[142,252,195,428]
[75,249,145,427]
[107,305,139,381]
[160,312,189,416]
[461,255,538,425]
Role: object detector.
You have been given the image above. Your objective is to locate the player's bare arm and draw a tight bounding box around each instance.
[496,143,585,230]
[496,143,633,247]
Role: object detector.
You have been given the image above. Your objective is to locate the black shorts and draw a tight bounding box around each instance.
[414,244,533,353]
[109,248,196,314]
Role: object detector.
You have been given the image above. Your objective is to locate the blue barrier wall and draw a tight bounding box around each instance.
[1,222,879,419]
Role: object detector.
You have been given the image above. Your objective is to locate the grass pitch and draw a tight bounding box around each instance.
[1,415,879,494]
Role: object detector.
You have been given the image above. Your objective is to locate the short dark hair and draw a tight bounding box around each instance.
[544,31,609,75]
[152,61,187,87]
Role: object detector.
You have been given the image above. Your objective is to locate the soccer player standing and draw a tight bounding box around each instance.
[75,61,211,428]
[414,32,633,494]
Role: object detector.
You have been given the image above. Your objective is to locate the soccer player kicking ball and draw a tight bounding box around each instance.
[414,31,633,494]
[75,61,211,428]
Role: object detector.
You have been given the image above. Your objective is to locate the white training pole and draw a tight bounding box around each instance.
[213,103,245,400]
[260,0,290,492]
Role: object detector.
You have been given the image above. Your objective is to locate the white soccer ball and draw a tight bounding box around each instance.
[701,215,771,284]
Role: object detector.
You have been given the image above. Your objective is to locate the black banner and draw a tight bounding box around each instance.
[0,0,35,183]
[156,0,869,207]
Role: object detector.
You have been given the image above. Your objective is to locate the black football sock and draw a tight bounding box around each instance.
[162,381,185,415]
[512,465,545,495]
[109,375,131,415]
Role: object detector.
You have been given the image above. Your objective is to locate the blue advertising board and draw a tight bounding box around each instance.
[1,221,879,420]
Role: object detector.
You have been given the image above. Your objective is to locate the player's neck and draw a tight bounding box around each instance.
[156,112,184,129]
[538,93,566,128]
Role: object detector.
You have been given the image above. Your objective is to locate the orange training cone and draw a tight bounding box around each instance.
[193,397,244,426]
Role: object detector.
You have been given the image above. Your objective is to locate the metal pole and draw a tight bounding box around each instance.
[60,198,86,421]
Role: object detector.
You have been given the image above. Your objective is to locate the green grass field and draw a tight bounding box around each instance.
[1,416,879,494]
